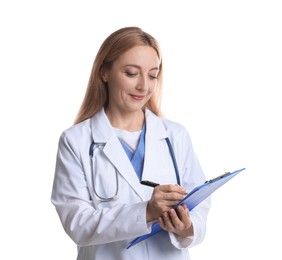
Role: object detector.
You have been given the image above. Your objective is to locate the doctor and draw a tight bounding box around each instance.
[51,26,210,260]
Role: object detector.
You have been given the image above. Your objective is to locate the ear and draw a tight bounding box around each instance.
[100,68,108,83]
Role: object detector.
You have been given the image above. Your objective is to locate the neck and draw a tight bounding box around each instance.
[105,108,145,132]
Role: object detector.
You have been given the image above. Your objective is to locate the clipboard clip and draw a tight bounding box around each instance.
[205,172,231,184]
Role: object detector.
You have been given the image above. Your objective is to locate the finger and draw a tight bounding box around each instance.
[161,192,185,202]
[177,204,187,218]
[168,208,183,229]
[157,184,186,194]
[153,187,184,202]
[176,205,191,226]
[153,191,184,205]
[158,216,165,230]
[161,211,175,231]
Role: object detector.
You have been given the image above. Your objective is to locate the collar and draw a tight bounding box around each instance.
[90,108,168,143]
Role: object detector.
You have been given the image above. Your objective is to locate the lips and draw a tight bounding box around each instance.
[130,94,145,101]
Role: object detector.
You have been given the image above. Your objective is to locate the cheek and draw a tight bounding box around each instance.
[108,81,127,95]
[113,78,136,92]
[148,82,158,94]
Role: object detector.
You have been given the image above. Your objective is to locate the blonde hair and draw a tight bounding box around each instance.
[74,26,163,124]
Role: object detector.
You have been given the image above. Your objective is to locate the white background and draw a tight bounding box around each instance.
[1,0,281,259]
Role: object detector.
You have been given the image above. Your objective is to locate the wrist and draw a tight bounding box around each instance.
[176,222,194,238]
[146,201,155,223]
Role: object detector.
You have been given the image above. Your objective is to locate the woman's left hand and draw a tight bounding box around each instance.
[158,204,194,238]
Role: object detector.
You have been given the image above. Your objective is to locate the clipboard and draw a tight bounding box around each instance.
[127,167,246,249]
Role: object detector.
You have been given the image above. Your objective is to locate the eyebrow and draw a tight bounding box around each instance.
[124,64,159,71]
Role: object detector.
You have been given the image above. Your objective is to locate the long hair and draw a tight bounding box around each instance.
[74,27,163,124]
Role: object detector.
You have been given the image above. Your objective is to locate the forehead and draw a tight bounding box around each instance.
[115,45,160,69]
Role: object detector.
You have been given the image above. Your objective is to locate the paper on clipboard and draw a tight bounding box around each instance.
[127,168,246,249]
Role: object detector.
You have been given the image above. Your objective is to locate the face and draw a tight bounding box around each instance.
[103,45,160,115]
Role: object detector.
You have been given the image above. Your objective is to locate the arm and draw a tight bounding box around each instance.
[51,132,150,246]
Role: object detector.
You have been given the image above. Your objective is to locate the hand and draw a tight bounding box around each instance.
[158,204,194,238]
[146,184,186,222]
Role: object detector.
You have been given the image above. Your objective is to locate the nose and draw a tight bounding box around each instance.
[136,74,150,92]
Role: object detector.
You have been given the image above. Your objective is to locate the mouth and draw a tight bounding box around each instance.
[129,94,146,101]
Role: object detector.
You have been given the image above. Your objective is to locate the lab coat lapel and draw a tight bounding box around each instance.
[103,136,147,199]
[91,109,146,200]
[142,110,169,183]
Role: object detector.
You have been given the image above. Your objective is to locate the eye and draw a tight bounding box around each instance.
[149,75,158,80]
[125,71,138,77]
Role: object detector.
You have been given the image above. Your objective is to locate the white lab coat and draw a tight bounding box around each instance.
[51,108,211,260]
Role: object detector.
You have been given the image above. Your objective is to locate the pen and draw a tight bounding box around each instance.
[140,180,188,195]
[140,180,160,187]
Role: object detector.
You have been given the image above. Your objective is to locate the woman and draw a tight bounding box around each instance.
[51,26,210,260]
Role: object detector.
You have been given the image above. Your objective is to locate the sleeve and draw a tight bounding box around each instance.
[167,127,211,249]
[50,132,151,247]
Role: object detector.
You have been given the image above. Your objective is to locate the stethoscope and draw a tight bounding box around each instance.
[89,137,180,202]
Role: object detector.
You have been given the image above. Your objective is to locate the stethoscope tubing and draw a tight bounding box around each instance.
[89,137,180,202]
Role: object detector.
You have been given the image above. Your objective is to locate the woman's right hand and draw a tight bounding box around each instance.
[146,184,186,222]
